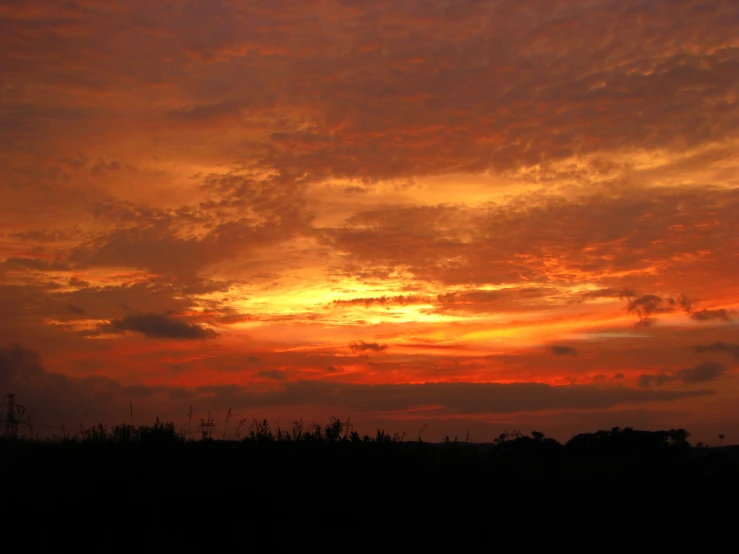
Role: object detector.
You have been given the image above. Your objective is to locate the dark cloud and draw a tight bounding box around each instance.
[55,278,225,322]
[325,187,739,289]
[103,313,217,340]
[637,373,675,388]
[634,317,658,328]
[257,370,286,381]
[691,309,733,322]
[65,175,313,278]
[694,342,739,360]
[90,159,121,176]
[0,0,737,443]
[434,288,563,313]
[0,343,171,430]
[2,0,737,189]
[638,362,728,387]
[0,344,721,441]
[676,362,727,384]
[4,257,69,271]
[331,295,429,308]
[198,380,710,414]
[349,341,389,353]
[626,293,693,324]
[551,346,578,356]
[626,294,667,318]
[580,288,638,300]
[343,186,368,195]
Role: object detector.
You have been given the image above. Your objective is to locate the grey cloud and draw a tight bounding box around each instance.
[332,295,429,308]
[637,373,675,388]
[90,159,121,176]
[196,380,711,414]
[0,344,718,439]
[580,288,637,300]
[325,186,739,288]
[3,0,738,183]
[551,346,578,356]
[103,313,217,340]
[676,362,727,384]
[344,186,368,195]
[436,286,560,313]
[349,341,388,353]
[691,309,733,322]
[694,342,739,360]
[638,362,728,387]
[0,344,171,430]
[69,176,313,278]
[257,370,286,381]
[57,278,226,321]
[626,293,693,325]
[634,317,658,328]
[4,257,69,271]
[166,99,248,123]
[627,295,673,318]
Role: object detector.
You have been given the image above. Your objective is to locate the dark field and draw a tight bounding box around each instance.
[2,423,738,552]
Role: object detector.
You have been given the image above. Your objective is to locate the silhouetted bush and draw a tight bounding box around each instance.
[3,417,738,552]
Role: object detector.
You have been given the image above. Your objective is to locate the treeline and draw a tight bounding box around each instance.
[1,415,713,459]
[2,417,737,551]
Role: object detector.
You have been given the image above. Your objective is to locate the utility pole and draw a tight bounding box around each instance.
[2,393,28,439]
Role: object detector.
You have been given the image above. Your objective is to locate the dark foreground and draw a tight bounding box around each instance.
[2,426,738,551]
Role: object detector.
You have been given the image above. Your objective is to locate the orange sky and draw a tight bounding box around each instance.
[1,0,738,442]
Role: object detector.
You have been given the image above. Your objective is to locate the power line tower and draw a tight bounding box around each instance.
[199,410,215,440]
[1,393,28,439]
[342,417,354,439]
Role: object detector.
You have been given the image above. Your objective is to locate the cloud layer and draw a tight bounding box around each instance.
[1,0,737,441]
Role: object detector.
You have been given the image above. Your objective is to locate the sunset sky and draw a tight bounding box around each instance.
[2,0,738,442]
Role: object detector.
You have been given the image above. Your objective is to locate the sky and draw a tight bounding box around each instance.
[1,0,738,443]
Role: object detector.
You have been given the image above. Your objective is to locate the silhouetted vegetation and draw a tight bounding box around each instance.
[1,417,738,551]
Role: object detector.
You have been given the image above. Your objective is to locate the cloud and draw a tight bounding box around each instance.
[675,362,727,384]
[694,342,739,360]
[626,294,671,318]
[3,0,738,194]
[198,380,711,414]
[0,344,720,441]
[103,313,217,340]
[638,362,728,387]
[691,309,733,322]
[344,186,368,195]
[257,370,286,381]
[349,341,389,353]
[625,293,694,325]
[331,295,429,308]
[580,288,638,300]
[1,0,738,442]
[324,186,739,291]
[61,174,314,279]
[0,343,170,429]
[637,373,675,388]
[551,346,578,356]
